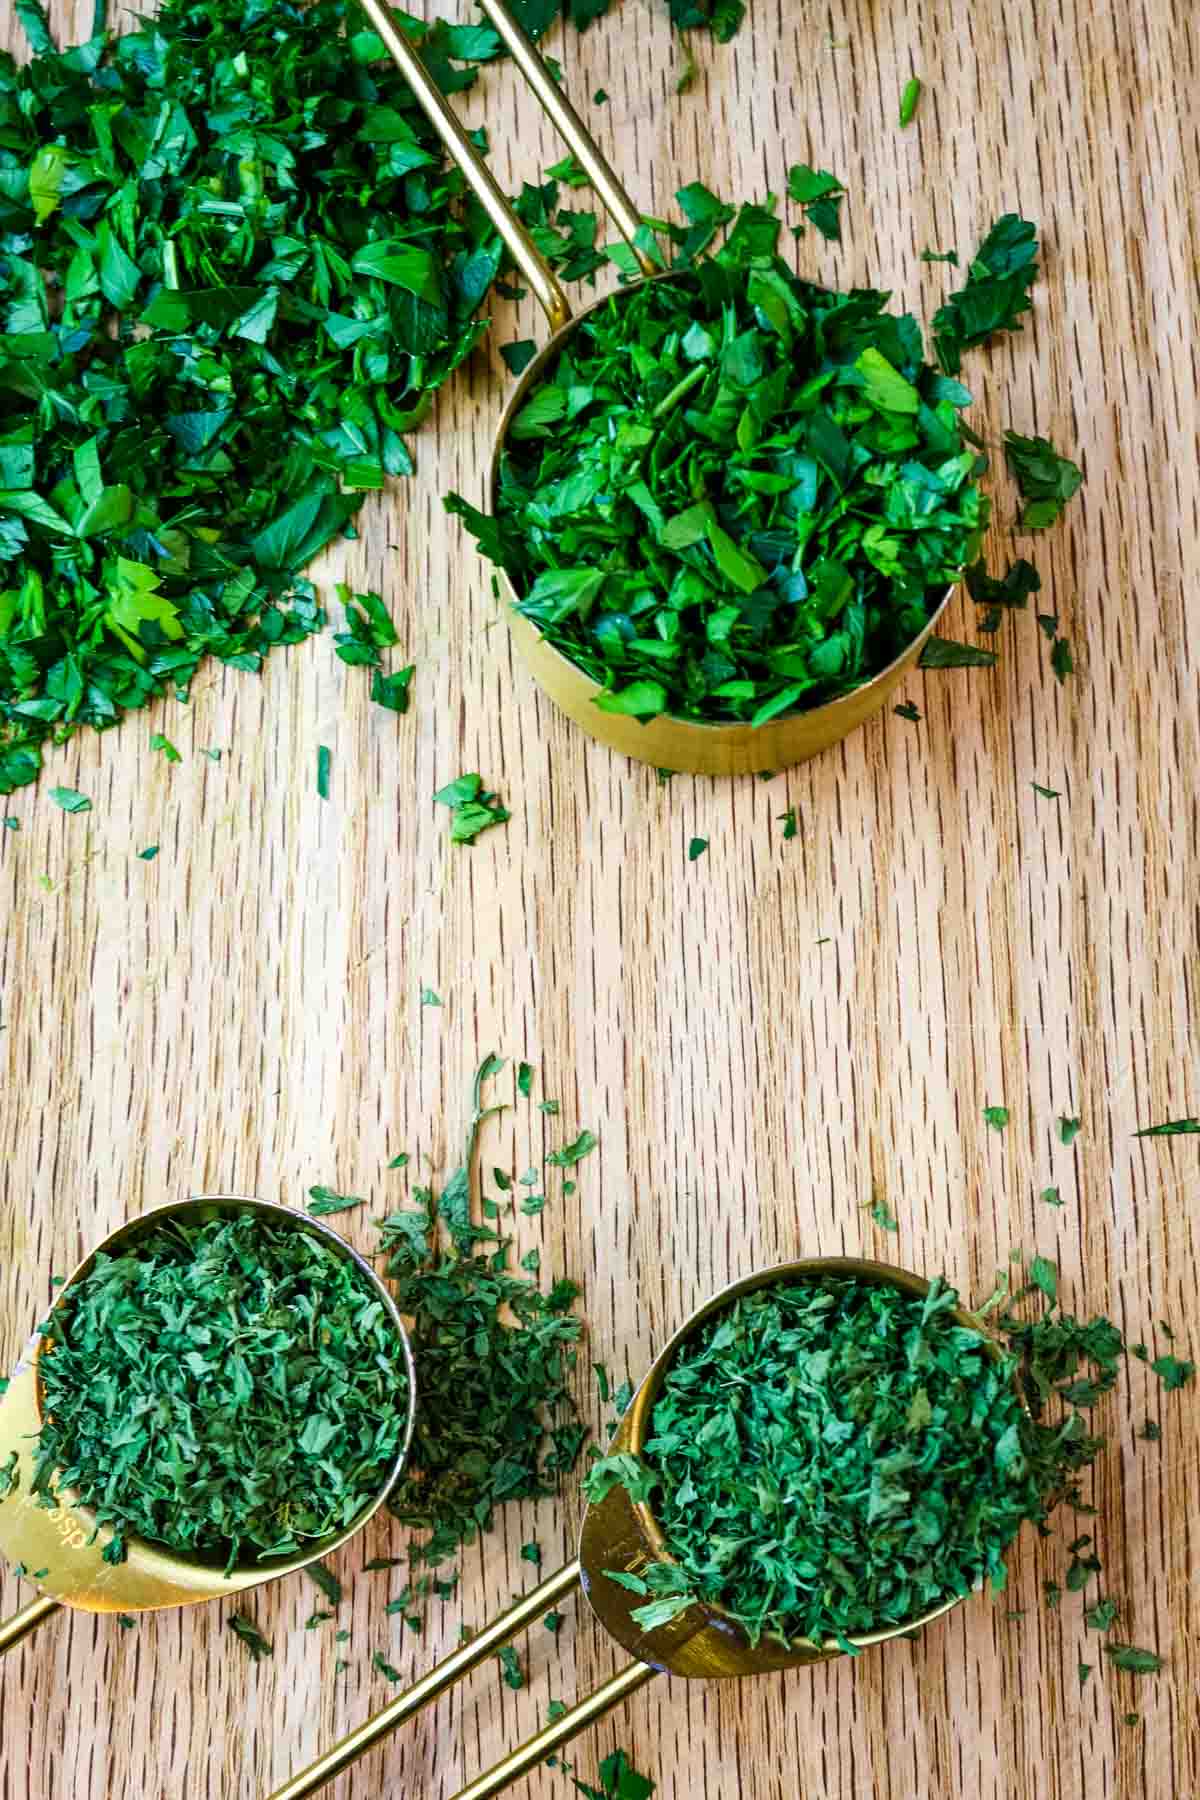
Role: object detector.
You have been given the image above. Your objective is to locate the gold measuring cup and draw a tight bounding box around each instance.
[270,1256,1004,1800]
[361,0,953,776]
[0,1194,416,1652]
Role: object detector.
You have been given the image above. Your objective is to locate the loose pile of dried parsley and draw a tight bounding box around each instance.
[32,1212,410,1569]
[584,1273,1121,1650]
[448,198,988,726]
[0,0,502,794]
[376,1056,587,1569]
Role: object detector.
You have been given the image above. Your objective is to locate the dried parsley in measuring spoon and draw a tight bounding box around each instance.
[585,1275,1078,1649]
[449,228,988,727]
[31,1212,410,1570]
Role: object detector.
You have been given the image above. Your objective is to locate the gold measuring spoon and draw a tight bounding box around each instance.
[0,1194,416,1652]
[270,1256,1004,1800]
[359,0,952,775]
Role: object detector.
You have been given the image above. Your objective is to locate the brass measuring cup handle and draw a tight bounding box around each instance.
[266,1558,586,1800]
[355,0,655,336]
[0,1593,60,1654]
[450,1659,656,1800]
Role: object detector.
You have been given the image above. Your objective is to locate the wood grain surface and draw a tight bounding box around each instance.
[1,1,1198,1797]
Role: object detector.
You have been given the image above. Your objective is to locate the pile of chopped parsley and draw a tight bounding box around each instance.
[376,1056,588,1569]
[583,1272,1127,1650]
[32,1211,410,1570]
[449,197,990,726]
[0,0,504,794]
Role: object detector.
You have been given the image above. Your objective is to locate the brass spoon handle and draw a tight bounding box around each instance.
[354,0,571,331]
[266,1558,585,1800]
[0,1593,60,1654]
[452,1657,657,1800]
[477,0,658,277]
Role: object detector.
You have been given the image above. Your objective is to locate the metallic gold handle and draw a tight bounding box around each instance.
[477,0,658,277]
[451,1658,658,1800]
[354,0,571,331]
[0,1593,61,1654]
[267,1558,584,1800]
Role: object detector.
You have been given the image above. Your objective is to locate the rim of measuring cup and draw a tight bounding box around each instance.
[30,1193,416,1579]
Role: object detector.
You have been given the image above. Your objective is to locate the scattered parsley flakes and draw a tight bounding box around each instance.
[434,773,510,844]
[49,786,91,815]
[547,1128,598,1168]
[919,637,998,669]
[932,214,1039,374]
[1150,1355,1195,1391]
[1032,783,1060,800]
[373,1651,402,1683]
[1057,1115,1082,1146]
[1104,1643,1163,1675]
[371,666,416,715]
[864,1193,899,1233]
[572,1750,656,1800]
[898,76,922,127]
[1050,637,1075,684]
[894,701,921,722]
[786,163,846,241]
[116,1614,137,1630]
[921,247,959,265]
[307,1562,342,1607]
[137,846,159,861]
[687,836,709,861]
[316,743,331,800]
[150,732,181,763]
[500,340,539,376]
[1134,1117,1199,1137]
[496,1644,525,1689]
[306,1186,365,1217]
[420,988,442,1007]
[1084,1597,1119,1631]
[1039,1186,1063,1207]
[228,1615,273,1661]
[777,807,798,837]
[983,1105,1010,1132]
[520,1541,542,1566]
[1005,431,1084,531]
[543,1611,563,1633]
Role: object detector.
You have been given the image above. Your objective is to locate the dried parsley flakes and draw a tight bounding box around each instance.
[33,1211,409,1569]
[585,1275,1045,1648]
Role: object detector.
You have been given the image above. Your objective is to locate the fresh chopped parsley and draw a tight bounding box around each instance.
[984,1105,1010,1132]
[0,0,508,795]
[1032,783,1061,800]
[434,773,511,843]
[932,215,1040,374]
[421,988,442,1007]
[1039,1187,1063,1207]
[449,200,989,727]
[496,1644,525,1689]
[864,1193,899,1233]
[137,846,159,861]
[150,733,181,764]
[316,744,331,800]
[500,340,539,376]
[373,1651,402,1683]
[1057,1116,1082,1146]
[571,1750,656,1800]
[49,787,91,815]
[1005,432,1084,530]
[1084,1598,1119,1631]
[778,807,799,836]
[1134,1118,1199,1137]
[919,637,998,669]
[894,701,921,722]
[786,163,846,241]
[687,836,709,862]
